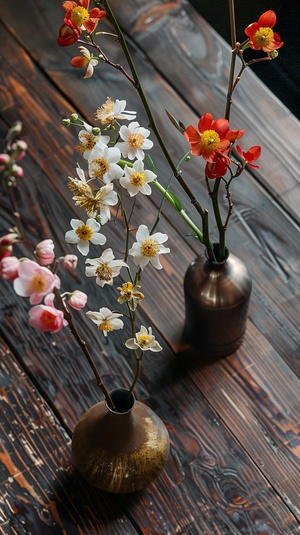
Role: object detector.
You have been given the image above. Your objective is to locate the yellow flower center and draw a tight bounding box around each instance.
[75,224,93,241]
[201,130,220,150]
[91,158,109,179]
[140,238,159,258]
[95,264,113,281]
[254,27,274,48]
[130,171,146,187]
[128,132,145,149]
[119,281,133,297]
[40,310,55,326]
[95,97,115,124]
[76,133,96,153]
[138,334,151,347]
[71,6,90,27]
[98,320,113,332]
[31,275,47,292]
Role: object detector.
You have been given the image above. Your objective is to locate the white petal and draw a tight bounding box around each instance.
[136,224,149,242]
[86,218,100,231]
[90,232,106,246]
[150,256,163,269]
[65,230,79,244]
[125,338,139,350]
[77,240,90,256]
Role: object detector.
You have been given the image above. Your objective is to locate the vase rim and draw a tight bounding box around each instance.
[205,243,229,264]
[106,388,135,415]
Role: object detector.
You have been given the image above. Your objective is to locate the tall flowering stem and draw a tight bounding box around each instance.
[100,0,215,260]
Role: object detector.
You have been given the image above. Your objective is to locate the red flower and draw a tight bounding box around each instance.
[236,145,261,169]
[184,113,244,163]
[245,10,283,52]
[57,22,81,47]
[205,156,230,179]
[62,0,106,34]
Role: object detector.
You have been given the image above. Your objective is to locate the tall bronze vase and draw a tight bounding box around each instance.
[72,388,170,493]
[183,245,252,357]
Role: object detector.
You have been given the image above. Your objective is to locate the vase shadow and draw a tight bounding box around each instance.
[50,466,147,530]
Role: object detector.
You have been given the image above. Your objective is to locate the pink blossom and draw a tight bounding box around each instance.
[0,232,20,260]
[67,290,88,310]
[28,294,67,333]
[0,256,20,280]
[35,239,55,266]
[63,254,78,271]
[13,259,60,304]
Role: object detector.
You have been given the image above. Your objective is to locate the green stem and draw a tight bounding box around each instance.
[102,0,210,243]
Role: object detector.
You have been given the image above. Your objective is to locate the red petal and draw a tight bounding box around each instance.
[71,56,89,68]
[198,113,213,133]
[89,8,106,19]
[257,10,276,29]
[227,129,245,142]
[212,118,229,137]
[62,1,77,12]
[244,145,261,161]
[245,22,258,39]
[84,19,97,32]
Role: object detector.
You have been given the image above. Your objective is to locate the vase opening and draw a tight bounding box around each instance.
[107,388,135,414]
[206,243,229,263]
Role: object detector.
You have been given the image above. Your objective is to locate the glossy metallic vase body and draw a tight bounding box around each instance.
[183,249,252,357]
[72,389,170,493]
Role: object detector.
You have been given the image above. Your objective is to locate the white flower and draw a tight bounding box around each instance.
[95,97,136,125]
[85,248,128,287]
[125,325,162,352]
[77,124,110,160]
[117,121,153,160]
[86,307,124,336]
[129,224,170,270]
[65,218,106,256]
[120,160,156,196]
[88,145,124,184]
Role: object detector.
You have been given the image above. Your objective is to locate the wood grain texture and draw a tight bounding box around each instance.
[0,0,300,533]
[0,338,138,534]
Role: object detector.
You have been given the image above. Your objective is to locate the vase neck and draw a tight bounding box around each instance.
[206,243,229,264]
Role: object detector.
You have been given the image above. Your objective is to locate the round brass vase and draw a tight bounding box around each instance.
[183,247,252,357]
[72,389,170,493]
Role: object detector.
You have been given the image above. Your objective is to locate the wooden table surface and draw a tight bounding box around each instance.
[0,1,300,533]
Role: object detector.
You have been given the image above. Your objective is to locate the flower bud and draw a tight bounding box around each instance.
[0,232,20,259]
[35,239,55,265]
[0,256,20,280]
[67,290,88,310]
[11,164,24,178]
[92,127,101,136]
[63,254,78,270]
[0,153,10,165]
[62,119,71,126]
[11,140,28,161]
[70,113,79,122]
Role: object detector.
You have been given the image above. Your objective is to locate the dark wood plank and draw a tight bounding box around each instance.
[0,337,138,534]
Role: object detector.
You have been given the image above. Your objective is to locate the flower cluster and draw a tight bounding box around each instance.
[57,2,283,262]
[0,2,284,408]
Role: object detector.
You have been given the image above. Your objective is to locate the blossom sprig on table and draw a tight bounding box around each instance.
[0,110,171,406]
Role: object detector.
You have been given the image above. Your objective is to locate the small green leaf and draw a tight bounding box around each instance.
[145,153,156,173]
[168,190,182,211]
